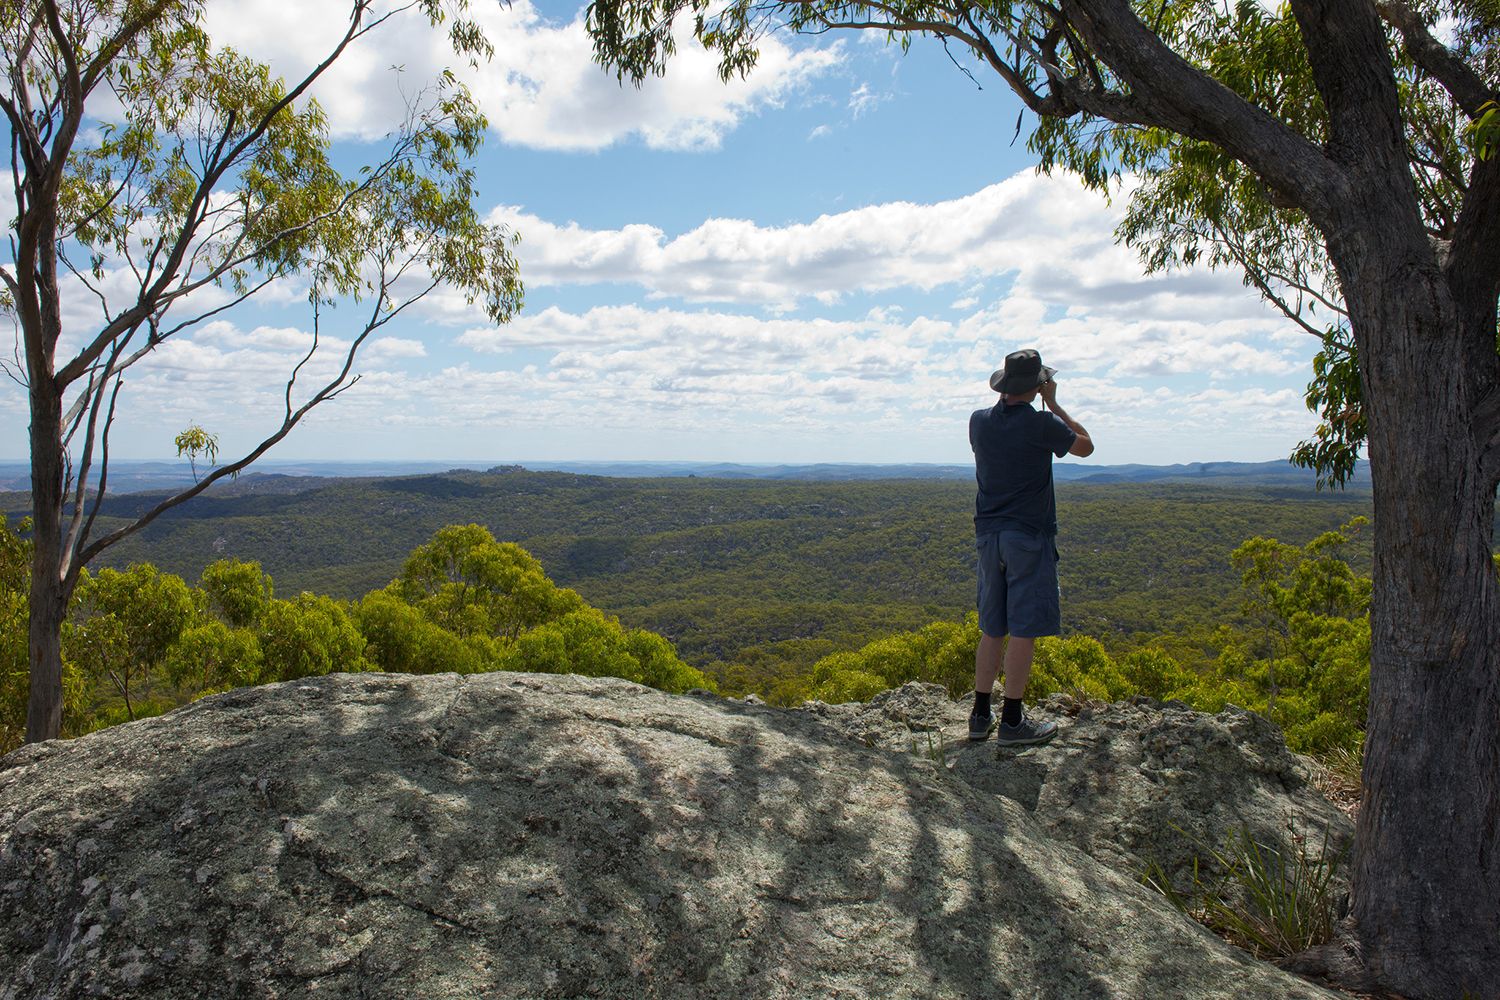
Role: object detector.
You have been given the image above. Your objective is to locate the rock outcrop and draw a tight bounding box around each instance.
[804,685,1354,902]
[1,672,1341,999]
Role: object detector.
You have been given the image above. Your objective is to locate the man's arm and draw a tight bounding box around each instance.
[1039,380,1094,458]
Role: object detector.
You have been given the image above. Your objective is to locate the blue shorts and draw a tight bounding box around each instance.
[976,530,1061,638]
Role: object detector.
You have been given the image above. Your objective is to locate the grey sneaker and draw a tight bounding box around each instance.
[995,712,1059,747]
[967,710,997,742]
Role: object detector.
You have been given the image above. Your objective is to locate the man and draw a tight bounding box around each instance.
[968,349,1094,746]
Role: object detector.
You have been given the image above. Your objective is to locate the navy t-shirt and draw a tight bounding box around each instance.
[970,402,1076,537]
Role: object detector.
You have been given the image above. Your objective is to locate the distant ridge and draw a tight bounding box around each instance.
[513,461,976,481]
[515,458,1370,487]
[1054,460,1371,487]
[0,457,1371,496]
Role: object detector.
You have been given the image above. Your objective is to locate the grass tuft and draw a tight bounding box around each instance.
[1307,744,1363,821]
[1314,746,1363,795]
[908,730,949,765]
[1143,820,1346,960]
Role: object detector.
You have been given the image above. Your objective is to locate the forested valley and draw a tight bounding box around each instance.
[2,468,1398,762]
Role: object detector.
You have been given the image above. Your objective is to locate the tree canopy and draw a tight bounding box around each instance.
[4,0,524,743]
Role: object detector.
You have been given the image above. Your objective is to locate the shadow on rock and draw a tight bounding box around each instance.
[0,673,1343,999]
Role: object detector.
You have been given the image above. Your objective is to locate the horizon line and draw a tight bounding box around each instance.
[0,456,1320,468]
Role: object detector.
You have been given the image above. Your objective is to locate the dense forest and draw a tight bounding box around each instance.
[3,469,1377,681]
[1,468,1393,761]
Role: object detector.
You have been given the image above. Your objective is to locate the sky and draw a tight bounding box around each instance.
[1,0,1327,467]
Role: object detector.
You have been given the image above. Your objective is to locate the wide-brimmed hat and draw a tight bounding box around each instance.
[989,349,1056,394]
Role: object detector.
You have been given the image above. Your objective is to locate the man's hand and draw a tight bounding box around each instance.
[1039,378,1094,457]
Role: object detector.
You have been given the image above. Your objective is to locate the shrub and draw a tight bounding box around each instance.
[1118,647,1196,701]
[354,590,485,674]
[199,559,274,628]
[500,608,712,694]
[68,565,197,722]
[392,524,586,639]
[162,621,262,696]
[1029,636,1131,701]
[258,594,369,682]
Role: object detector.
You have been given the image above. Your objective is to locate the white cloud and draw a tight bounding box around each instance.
[848,82,884,118]
[53,286,1317,465]
[439,166,1315,445]
[197,324,319,352]
[487,170,1296,320]
[202,0,842,151]
[809,124,833,141]
[459,304,925,379]
[454,292,1306,417]
[364,336,428,361]
[65,315,421,456]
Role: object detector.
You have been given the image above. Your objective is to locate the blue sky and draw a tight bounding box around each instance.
[1,0,1325,467]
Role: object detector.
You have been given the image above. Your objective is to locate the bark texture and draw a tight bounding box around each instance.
[1296,4,1500,992]
[1346,264,1500,998]
[22,293,66,746]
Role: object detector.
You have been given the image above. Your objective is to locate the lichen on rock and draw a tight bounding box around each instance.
[805,684,1353,907]
[1,672,1342,999]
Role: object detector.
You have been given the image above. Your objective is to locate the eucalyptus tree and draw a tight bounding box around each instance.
[585,0,1497,993]
[3,0,522,744]
[67,562,196,721]
[390,523,587,641]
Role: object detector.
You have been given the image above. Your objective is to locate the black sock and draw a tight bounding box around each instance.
[973,691,992,717]
[1001,697,1023,727]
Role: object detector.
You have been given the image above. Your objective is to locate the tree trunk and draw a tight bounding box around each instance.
[1346,262,1500,998]
[25,570,66,743]
[24,380,67,744]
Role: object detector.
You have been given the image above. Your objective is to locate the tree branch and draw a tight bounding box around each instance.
[39,0,86,179]
[61,367,101,451]
[75,0,183,99]
[1446,152,1500,363]
[55,1,375,388]
[1259,266,1347,318]
[0,317,24,389]
[1054,0,1347,220]
[952,4,1061,116]
[58,249,115,322]
[59,153,141,244]
[62,370,125,584]
[52,87,426,396]
[1238,269,1328,339]
[1286,0,1412,186]
[141,274,280,349]
[75,297,389,568]
[1377,1,1497,117]
[61,325,133,550]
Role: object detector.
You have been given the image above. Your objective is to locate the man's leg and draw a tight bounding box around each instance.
[993,529,1059,747]
[975,632,1005,695]
[996,632,1056,745]
[1001,636,1035,699]
[1000,636,1036,728]
[971,533,1007,741]
[969,632,1005,741]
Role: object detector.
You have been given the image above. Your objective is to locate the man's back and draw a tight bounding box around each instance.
[969,401,1075,537]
